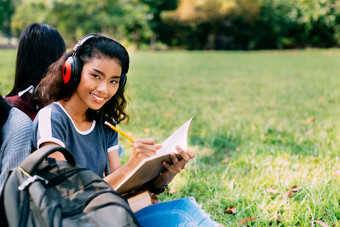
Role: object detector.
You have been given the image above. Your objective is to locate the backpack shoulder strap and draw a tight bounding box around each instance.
[0,170,11,227]
[21,145,76,175]
[0,96,13,141]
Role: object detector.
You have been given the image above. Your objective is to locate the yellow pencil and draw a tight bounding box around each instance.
[104,121,135,143]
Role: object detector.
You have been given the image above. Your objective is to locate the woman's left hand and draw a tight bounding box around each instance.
[152,146,195,189]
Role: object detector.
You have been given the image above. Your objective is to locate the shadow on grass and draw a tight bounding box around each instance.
[190,126,321,165]
[190,132,243,164]
[261,128,317,156]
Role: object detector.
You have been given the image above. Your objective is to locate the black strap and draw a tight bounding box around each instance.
[0,184,9,226]
[100,109,110,176]
[0,96,13,142]
[21,145,76,175]
[18,189,30,227]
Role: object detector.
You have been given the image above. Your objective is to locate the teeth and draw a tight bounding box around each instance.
[91,93,104,101]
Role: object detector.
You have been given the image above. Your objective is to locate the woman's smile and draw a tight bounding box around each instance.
[72,56,122,111]
[90,92,106,103]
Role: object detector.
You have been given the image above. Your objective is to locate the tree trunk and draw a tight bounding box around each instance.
[150,33,156,50]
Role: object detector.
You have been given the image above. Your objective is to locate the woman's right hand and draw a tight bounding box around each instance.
[126,138,162,168]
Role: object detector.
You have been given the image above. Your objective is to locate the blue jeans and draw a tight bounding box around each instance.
[135,197,217,227]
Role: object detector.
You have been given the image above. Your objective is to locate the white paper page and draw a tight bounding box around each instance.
[156,117,193,156]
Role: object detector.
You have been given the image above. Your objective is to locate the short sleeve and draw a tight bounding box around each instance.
[33,107,67,149]
[106,127,119,153]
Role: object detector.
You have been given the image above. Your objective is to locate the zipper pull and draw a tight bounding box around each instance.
[18,175,49,191]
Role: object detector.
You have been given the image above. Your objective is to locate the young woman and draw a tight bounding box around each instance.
[0,95,32,191]
[32,34,220,226]
[5,23,66,120]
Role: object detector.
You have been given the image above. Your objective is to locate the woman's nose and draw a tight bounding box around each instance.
[97,81,108,94]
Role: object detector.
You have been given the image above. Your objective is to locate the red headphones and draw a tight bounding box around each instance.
[62,34,127,93]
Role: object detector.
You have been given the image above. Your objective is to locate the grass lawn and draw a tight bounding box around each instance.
[1,48,340,226]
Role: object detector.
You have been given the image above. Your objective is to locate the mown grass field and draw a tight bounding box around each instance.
[1,49,340,226]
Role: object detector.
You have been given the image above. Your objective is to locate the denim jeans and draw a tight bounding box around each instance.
[135,197,217,227]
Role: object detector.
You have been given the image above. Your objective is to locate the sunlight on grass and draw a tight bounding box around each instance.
[1,48,340,225]
[0,49,16,94]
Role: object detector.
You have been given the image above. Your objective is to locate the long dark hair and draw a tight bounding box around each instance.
[35,35,130,124]
[7,23,66,96]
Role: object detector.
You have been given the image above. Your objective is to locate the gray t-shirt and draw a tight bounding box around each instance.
[32,102,118,176]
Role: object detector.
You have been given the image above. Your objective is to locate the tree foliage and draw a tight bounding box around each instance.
[0,0,14,39]
[9,0,152,48]
[1,0,340,49]
[161,0,340,49]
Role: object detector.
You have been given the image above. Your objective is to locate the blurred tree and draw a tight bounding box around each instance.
[0,0,15,44]
[7,0,340,50]
[249,0,303,49]
[10,0,152,49]
[46,0,112,43]
[162,0,262,49]
[11,0,52,36]
[162,0,340,49]
[294,0,340,47]
[114,0,152,50]
[142,0,178,49]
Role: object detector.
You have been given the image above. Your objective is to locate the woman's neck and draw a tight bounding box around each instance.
[58,99,93,131]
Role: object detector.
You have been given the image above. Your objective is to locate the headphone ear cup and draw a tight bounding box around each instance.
[63,56,73,84]
[62,56,81,86]
[117,74,127,94]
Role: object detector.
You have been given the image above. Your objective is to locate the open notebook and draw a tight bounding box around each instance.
[115,117,193,195]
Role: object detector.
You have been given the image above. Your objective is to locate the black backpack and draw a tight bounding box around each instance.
[0,145,140,227]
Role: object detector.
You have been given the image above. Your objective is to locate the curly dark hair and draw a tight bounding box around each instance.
[34,35,130,124]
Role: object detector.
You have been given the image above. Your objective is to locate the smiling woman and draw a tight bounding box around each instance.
[31,34,220,226]
[33,34,130,175]
[72,57,121,110]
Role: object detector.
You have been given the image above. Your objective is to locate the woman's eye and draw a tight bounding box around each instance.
[110,80,118,84]
[91,74,100,79]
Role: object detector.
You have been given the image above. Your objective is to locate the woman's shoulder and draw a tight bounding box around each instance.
[5,93,31,107]
[6,94,37,121]
[3,107,32,134]
[8,107,31,125]
[34,102,66,122]
[4,94,21,105]
[37,102,63,114]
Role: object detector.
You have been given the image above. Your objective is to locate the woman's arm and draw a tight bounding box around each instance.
[107,149,121,173]
[0,111,32,189]
[104,138,194,192]
[151,146,195,189]
[40,142,67,160]
[104,138,161,189]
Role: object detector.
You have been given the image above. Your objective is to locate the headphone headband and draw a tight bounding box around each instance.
[73,34,110,54]
[62,33,127,94]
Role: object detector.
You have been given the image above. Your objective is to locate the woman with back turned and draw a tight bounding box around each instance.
[5,23,66,120]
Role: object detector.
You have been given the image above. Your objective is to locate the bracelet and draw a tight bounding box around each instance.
[148,184,168,195]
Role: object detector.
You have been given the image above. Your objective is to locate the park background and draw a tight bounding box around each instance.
[1,0,340,226]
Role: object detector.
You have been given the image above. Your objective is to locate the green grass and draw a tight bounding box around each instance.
[0,49,16,94]
[2,49,340,226]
